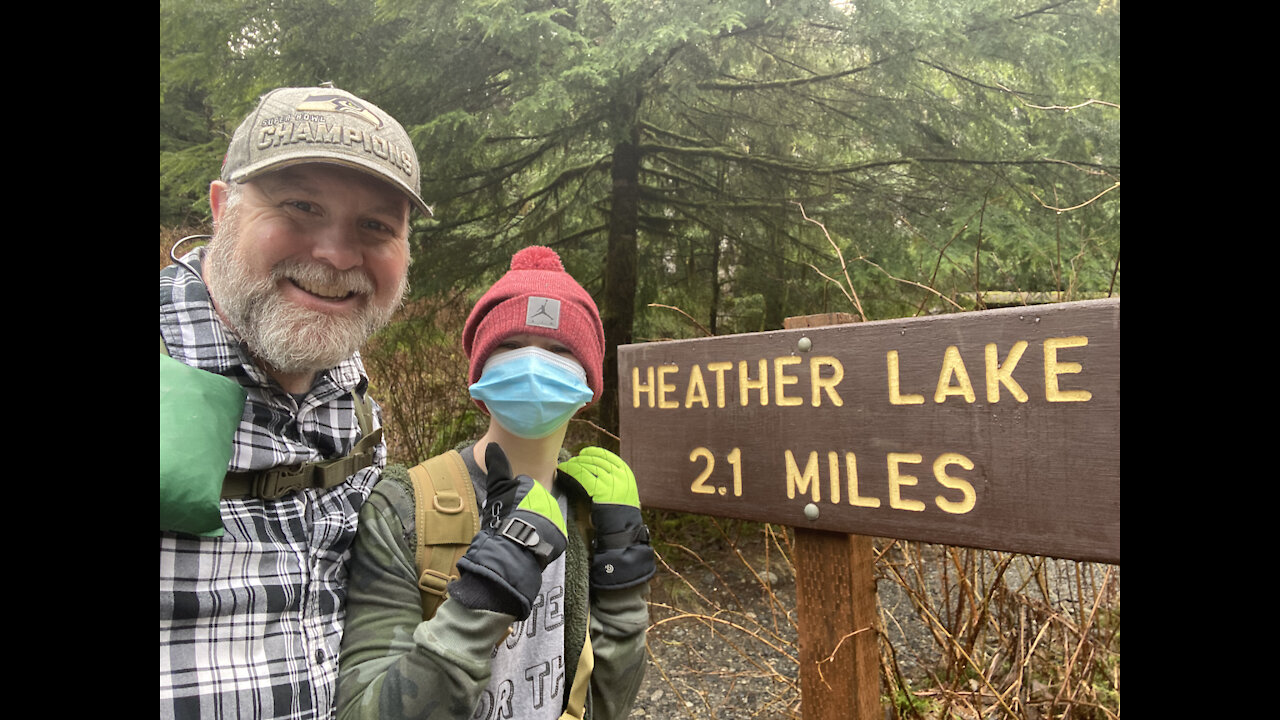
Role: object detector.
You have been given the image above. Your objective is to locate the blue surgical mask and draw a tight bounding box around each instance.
[469,346,594,439]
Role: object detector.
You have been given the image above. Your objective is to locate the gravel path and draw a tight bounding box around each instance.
[629,546,924,719]
[627,524,818,719]
[633,560,802,719]
[626,529,1113,719]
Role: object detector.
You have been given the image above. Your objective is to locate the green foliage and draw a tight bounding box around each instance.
[890,683,937,718]
[160,0,1120,374]
[359,293,485,464]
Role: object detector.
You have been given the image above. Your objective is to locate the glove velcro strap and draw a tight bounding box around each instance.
[500,516,560,566]
[590,505,648,550]
[594,523,651,551]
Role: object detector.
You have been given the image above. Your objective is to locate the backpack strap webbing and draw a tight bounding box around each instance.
[560,630,593,720]
[409,450,479,620]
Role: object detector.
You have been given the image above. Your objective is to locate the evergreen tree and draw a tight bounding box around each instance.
[160,0,1120,438]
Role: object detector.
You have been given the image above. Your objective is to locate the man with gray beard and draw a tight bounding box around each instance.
[160,86,430,720]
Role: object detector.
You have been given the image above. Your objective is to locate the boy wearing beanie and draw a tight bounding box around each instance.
[337,247,653,720]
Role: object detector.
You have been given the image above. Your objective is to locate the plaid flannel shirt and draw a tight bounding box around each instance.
[160,249,386,720]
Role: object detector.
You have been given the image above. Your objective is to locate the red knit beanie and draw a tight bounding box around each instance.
[463,246,605,406]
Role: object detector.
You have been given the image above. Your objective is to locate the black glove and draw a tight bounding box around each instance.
[451,443,568,619]
[558,447,655,590]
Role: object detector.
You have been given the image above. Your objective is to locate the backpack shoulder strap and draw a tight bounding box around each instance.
[560,630,593,720]
[221,386,382,500]
[350,386,374,439]
[408,450,479,620]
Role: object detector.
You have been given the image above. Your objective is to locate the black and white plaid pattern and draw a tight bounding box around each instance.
[160,250,385,719]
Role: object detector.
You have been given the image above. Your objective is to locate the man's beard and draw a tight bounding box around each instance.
[204,218,407,376]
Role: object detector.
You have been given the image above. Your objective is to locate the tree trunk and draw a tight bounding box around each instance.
[709,233,721,336]
[600,135,640,449]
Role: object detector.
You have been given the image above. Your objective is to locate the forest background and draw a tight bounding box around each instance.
[160,1,1119,717]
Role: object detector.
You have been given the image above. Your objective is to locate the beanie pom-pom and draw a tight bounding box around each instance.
[510,245,564,272]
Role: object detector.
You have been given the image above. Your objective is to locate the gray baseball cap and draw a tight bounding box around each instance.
[221,86,432,217]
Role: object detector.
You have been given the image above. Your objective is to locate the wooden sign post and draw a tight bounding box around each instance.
[618,299,1120,719]
[782,312,879,720]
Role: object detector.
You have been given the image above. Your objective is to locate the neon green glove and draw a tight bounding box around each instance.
[558,447,654,589]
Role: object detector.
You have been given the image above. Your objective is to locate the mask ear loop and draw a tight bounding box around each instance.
[170,234,213,279]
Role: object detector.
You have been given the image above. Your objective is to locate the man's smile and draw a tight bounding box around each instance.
[288,275,361,301]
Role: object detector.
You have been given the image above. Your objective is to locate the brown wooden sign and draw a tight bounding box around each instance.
[619,298,1120,564]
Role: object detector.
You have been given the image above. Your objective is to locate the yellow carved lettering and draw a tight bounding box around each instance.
[1045,336,1092,402]
[632,366,655,408]
[727,447,742,497]
[934,345,976,403]
[887,452,926,511]
[827,451,841,504]
[785,450,820,502]
[657,365,679,409]
[684,365,709,409]
[933,453,976,514]
[887,350,924,405]
[811,356,844,407]
[774,356,802,407]
[985,341,1029,403]
[689,447,715,494]
[845,452,880,508]
[706,362,732,408]
[739,359,768,406]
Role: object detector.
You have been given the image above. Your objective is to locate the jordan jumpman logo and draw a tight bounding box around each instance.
[525,297,561,329]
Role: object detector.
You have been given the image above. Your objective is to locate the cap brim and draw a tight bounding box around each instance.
[229,155,433,218]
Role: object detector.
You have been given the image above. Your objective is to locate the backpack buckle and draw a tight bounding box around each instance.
[418,568,456,598]
[253,465,311,500]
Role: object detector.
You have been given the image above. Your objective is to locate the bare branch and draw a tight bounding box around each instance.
[795,202,866,322]
[1030,181,1120,213]
[647,303,714,338]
